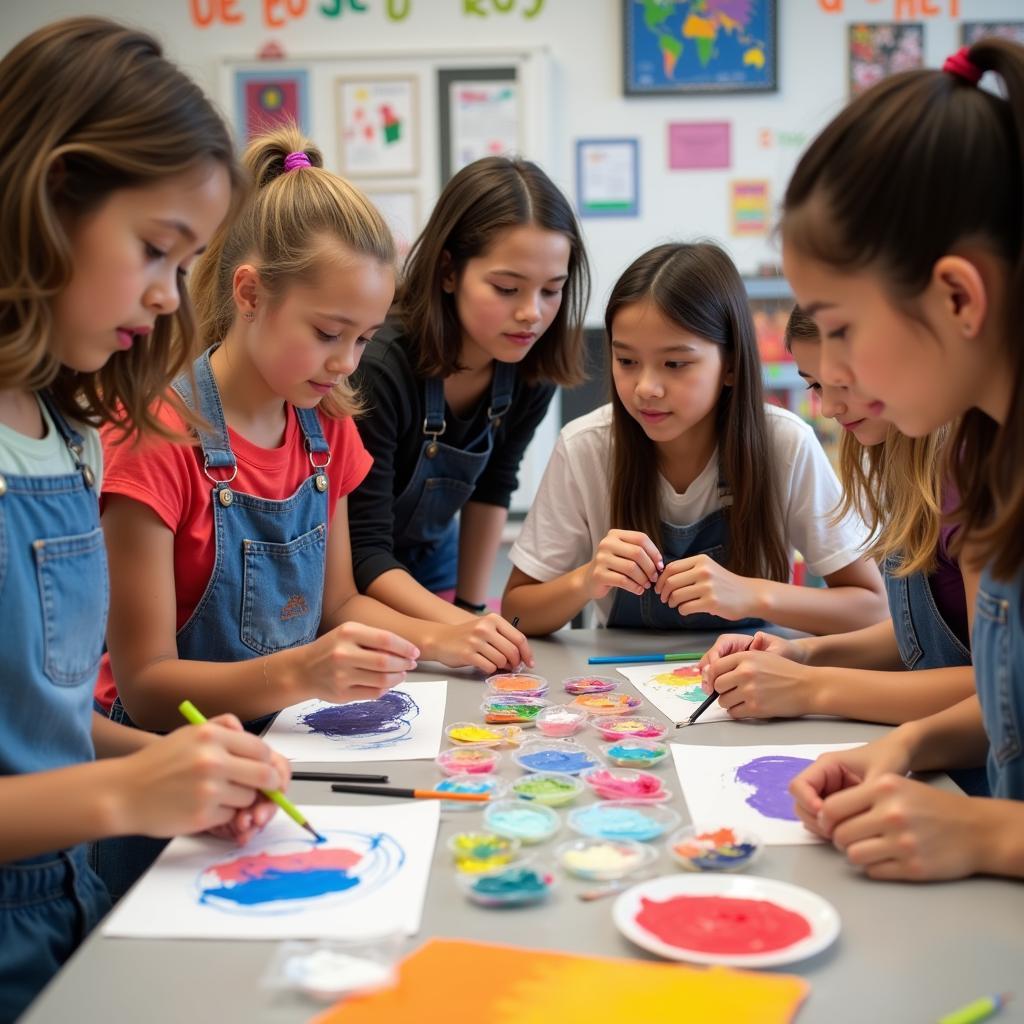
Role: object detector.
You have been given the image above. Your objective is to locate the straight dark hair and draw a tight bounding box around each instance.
[394,156,589,387]
[782,38,1024,580]
[607,242,789,583]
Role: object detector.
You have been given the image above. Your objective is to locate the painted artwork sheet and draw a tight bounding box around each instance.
[313,938,808,1024]
[103,802,439,940]
[671,742,865,844]
[262,681,446,763]
[617,663,731,726]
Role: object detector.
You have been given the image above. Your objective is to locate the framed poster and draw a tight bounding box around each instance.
[437,67,519,184]
[622,0,777,96]
[961,21,1024,47]
[363,186,421,261]
[234,68,310,143]
[337,76,419,178]
[667,121,730,170]
[575,138,639,218]
[848,23,924,99]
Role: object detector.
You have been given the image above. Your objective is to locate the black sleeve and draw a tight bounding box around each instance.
[348,346,419,592]
[470,381,557,508]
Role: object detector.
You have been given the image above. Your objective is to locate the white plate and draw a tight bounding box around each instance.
[612,873,840,968]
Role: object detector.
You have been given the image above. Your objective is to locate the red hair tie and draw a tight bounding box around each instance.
[943,47,983,86]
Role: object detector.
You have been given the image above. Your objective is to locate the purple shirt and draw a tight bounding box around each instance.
[930,487,969,649]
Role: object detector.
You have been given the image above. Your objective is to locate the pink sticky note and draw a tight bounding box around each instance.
[668,121,731,170]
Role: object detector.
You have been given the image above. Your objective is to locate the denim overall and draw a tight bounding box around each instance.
[883,554,988,795]
[391,362,515,592]
[96,348,332,898]
[607,494,765,631]
[973,565,1024,800]
[0,394,112,1024]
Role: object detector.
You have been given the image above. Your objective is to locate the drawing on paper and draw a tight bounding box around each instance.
[734,755,814,822]
[299,690,420,750]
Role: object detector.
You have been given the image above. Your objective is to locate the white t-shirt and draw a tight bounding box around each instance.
[0,395,104,485]
[510,403,870,626]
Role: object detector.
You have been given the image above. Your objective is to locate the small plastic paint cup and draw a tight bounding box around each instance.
[668,825,763,873]
[434,773,507,811]
[590,715,668,741]
[569,692,643,717]
[436,745,502,775]
[261,935,402,1003]
[562,674,618,696]
[445,722,523,747]
[555,837,657,882]
[448,831,521,873]
[580,766,671,803]
[456,859,557,908]
[567,800,680,843]
[601,739,669,769]
[485,671,549,697]
[510,771,584,807]
[484,799,561,844]
[514,738,602,776]
[480,695,551,726]
[535,704,588,738]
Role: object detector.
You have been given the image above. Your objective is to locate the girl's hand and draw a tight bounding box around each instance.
[429,614,534,674]
[584,530,664,600]
[655,554,763,621]
[302,622,419,703]
[788,734,914,839]
[699,631,802,692]
[704,651,815,719]
[827,776,993,882]
[116,715,285,838]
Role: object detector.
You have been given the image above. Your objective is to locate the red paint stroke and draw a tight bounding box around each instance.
[636,895,811,955]
[209,847,362,884]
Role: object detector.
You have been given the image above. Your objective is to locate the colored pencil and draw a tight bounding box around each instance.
[587,652,704,665]
[292,771,389,783]
[939,994,1010,1024]
[675,687,719,729]
[178,700,325,842]
[331,783,489,802]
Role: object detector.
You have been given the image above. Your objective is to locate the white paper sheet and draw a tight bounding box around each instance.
[103,801,440,940]
[263,680,447,763]
[617,663,732,725]
[671,742,866,844]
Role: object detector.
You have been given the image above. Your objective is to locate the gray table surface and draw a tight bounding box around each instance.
[23,629,1024,1023]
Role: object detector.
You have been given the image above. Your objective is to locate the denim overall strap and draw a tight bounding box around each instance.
[973,566,1024,800]
[0,395,112,1021]
[391,363,518,592]
[170,347,236,473]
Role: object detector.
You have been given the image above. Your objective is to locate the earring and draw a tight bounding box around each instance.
[242,310,256,322]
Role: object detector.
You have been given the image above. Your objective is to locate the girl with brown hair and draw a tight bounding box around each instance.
[504,242,887,636]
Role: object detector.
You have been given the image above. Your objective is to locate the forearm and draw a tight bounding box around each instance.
[757,580,889,636]
[113,652,306,731]
[0,760,129,861]
[456,501,506,605]
[796,619,904,670]
[808,664,976,725]
[366,568,471,626]
[322,592,454,663]
[976,800,1024,878]
[92,713,159,758]
[502,566,591,636]
[898,695,990,772]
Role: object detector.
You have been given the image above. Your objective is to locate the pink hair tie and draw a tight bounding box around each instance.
[283,150,312,172]
[943,47,983,86]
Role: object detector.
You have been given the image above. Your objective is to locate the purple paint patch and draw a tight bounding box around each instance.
[734,755,814,821]
[300,690,419,748]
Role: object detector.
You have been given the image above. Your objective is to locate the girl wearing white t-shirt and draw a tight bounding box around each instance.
[503,242,888,634]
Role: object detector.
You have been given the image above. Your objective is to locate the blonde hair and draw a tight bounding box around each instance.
[0,16,242,437]
[191,124,396,419]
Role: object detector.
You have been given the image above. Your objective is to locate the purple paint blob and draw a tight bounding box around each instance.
[733,755,814,821]
[300,690,419,746]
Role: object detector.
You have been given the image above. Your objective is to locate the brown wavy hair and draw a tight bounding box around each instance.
[784,305,950,576]
[782,38,1024,580]
[394,156,589,386]
[190,124,395,419]
[0,16,242,438]
[607,243,789,582]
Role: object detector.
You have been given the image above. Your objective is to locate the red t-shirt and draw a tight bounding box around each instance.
[93,401,372,710]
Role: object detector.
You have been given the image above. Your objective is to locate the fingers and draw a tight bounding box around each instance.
[750,631,775,652]
[602,554,654,594]
[493,617,533,668]
[611,531,663,580]
[207,713,244,733]
[337,623,420,661]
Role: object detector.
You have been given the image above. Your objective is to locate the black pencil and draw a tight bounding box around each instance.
[292,771,389,783]
[675,688,718,728]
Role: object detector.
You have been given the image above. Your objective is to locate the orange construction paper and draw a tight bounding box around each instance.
[312,938,809,1024]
